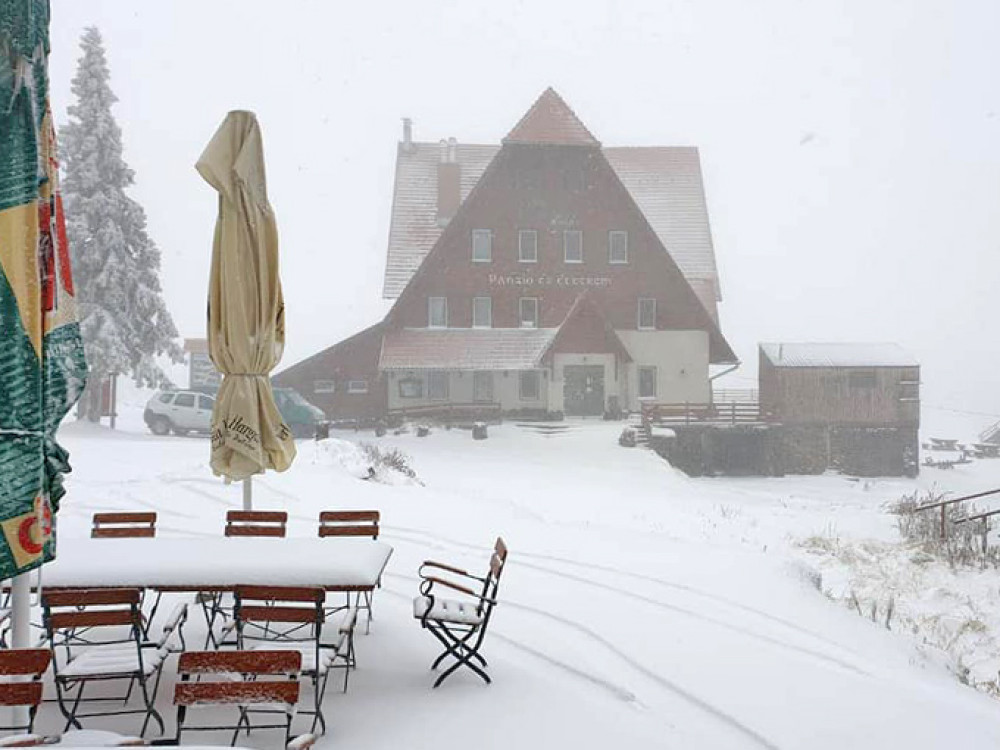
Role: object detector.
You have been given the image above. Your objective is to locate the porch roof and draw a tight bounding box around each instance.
[379,328,558,371]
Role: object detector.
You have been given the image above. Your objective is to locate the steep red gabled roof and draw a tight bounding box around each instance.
[542,293,632,363]
[503,88,600,146]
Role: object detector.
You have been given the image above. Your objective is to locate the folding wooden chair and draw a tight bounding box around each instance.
[91,513,161,637]
[41,588,181,736]
[224,511,287,537]
[91,513,156,538]
[229,585,357,735]
[0,649,51,735]
[199,511,290,646]
[318,511,380,632]
[413,537,507,688]
[167,650,301,746]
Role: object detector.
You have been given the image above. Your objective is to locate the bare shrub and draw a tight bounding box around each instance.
[889,489,996,569]
[359,442,417,479]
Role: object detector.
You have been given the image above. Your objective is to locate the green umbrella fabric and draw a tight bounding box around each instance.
[0,0,88,577]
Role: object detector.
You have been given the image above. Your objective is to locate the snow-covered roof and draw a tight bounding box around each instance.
[379,328,557,371]
[760,343,919,368]
[382,143,721,311]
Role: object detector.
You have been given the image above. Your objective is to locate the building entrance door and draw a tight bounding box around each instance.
[563,365,605,417]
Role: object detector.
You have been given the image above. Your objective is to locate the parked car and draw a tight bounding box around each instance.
[144,387,325,438]
[144,390,214,436]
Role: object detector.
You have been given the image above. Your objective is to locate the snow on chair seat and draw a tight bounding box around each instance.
[412,596,484,625]
[59,643,167,679]
[414,537,508,688]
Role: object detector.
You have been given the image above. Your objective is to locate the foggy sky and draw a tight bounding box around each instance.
[48,0,1000,427]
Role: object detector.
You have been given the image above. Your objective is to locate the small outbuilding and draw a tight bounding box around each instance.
[759,343,920,477]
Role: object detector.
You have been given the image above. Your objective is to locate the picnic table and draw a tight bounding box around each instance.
[41,537,392,593]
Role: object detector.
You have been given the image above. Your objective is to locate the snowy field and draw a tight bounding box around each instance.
[28,403,1000,749]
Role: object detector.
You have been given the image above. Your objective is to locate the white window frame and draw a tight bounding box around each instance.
[472,229,492,263]
[519,297,539,329]
[428,297,448,328]
[473,371,494,403]
[638,366,657,400]
[398,376,423,399]
[472,297,492,329]
[519,370,541,401]
[609,230,629,264]
[313,380,336,394]
[638,298,656,330]
[518,230,538,263]
[347,380,369,395]
[563,230,583,264]
[428,371,449,400]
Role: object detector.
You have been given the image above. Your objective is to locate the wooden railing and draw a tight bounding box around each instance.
[388,402,503,425]
[640,400,768,427]
[711,388,759,403]
[911,488,1000,539]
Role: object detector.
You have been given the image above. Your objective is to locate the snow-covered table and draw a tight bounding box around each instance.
[41,537,393,593]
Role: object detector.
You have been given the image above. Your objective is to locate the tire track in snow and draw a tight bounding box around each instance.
[384,576,778,750]
[379,523,862,664]
[379,587,644,708]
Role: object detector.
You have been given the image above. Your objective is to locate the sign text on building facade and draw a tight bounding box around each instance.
[487,273,612,289]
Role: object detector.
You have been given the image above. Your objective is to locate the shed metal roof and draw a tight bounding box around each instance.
[760,343,919,368]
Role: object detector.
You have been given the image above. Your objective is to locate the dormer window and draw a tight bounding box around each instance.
[518,230,538,263]
[563,230,583,263]
[609,231,629,264]
[519,298,539,329]
[472,230,492,263]
[428,297,448,328]
[638,298,656,330]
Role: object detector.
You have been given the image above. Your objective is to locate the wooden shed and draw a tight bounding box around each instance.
[759,343,920,477]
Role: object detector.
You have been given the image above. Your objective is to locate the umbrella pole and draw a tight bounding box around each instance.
[242,477,252,511]
[10,573,31,725]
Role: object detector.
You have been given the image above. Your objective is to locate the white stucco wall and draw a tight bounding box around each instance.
[385,370,549,411]
[616,330,710,410]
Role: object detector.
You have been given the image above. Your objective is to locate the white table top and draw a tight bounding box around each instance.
[41,536,393,591]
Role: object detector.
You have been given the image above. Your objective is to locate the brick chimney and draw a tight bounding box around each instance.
[401,117,415,154]
[436,136,461,227]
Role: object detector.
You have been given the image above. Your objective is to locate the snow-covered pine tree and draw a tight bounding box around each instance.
[60,26,181,420]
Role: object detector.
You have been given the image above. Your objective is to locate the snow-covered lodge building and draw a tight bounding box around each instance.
[275,88,738,420]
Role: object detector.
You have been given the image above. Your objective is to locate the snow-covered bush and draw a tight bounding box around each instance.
[359,442,417,480]
[890,489,997,569]
[618,428,637,447]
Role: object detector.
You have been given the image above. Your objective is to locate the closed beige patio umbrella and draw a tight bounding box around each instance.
[196,111,295,508]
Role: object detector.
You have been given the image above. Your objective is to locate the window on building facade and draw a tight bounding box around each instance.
[848,370,877,389]
[473,371,494,402]
[609,230,629,264]
[428,371,449,400]
[519,297,539,328]
[428,297,448,328]
[638,298,656,330]
[348,380,369,394]
[519,230,538,262]
[638,366,657,399]
[473,297,492,328]
[564,230,583,263]
[398,376,423,399]
[313,380,335,394]
[519,371,541,400]
[472,230,492,262]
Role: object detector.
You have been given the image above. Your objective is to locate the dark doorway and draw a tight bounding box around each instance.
[564,365,605,416]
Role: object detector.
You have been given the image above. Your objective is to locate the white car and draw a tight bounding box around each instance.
[143,390,215,436]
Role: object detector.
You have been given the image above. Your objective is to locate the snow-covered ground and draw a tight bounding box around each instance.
[30,403,1000,749]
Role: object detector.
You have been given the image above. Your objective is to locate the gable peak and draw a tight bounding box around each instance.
[503,88,600,147]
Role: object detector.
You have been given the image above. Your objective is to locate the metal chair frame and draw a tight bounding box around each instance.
[318,511,380,633]
[229,585,355,736]
[415,537,507,688]
[41,588,179,736]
